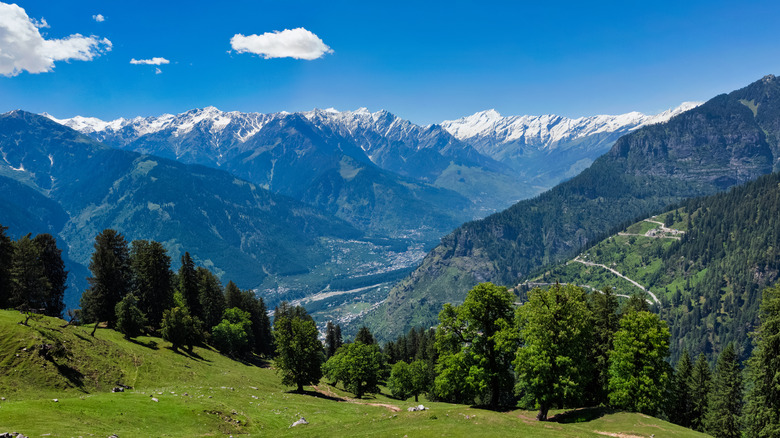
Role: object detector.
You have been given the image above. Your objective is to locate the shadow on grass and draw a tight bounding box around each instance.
[165,346,211,362]
[291,389,347,402]
[548,407,611,424]
[128,337,159,350]
[53,361,85,390]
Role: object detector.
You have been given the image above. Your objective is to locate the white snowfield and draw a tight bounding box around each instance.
[440,102,702,152]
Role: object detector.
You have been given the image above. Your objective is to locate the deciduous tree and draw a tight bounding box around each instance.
[515,284,593,421]
[608,310,670,415]
[434,282,517,408]
[273,304,322,392]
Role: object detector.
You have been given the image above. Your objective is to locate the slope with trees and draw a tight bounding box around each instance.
[363,74,780,340]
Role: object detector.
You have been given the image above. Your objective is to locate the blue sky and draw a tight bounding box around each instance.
[1,0,779,124]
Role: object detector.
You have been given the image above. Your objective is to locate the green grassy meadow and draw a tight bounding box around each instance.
[0,310,707,437]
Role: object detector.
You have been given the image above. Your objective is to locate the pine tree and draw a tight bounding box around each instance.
[80,229,132,330]
[355,326,376,345]
[325,321,338,358]
[668,349,693,427]
[178,252,200,319]
[587,287,620,405]
[743,283,780,437]
[705,342,742,438]
[689,353,711,432]
[224,281,242,308]
[130,240,173,329]
[9,235,49,311]
[196,267,225,331]
[0,224,14,308]
[33,234,67,317]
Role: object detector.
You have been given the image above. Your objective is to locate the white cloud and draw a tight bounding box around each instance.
[0,2,111,77]
[92,14,105,23]
[31,17,48,29]
[230,27,332,60]
[155,67,161,74]
[130,57,170,65]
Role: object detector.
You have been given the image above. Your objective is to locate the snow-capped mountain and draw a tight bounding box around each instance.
[439,102,702,187]
[441,102,702,157]
[47,107,534,222]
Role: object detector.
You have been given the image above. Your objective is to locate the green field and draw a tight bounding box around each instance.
[0,310,707,437]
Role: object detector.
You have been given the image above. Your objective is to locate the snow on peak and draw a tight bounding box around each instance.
[441,101,703,150]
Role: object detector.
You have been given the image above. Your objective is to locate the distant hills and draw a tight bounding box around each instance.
[362,74,780,340]
[0,111,363,308]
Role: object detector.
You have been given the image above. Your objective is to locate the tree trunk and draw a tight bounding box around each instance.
[537,403,549,421]
[415,394,419,403]
[297,383,304,393]
[91,321,99,337]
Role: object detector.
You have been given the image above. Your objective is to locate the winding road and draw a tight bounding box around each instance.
[569,257,660,305]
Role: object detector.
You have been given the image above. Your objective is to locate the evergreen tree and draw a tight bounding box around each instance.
[608,311,670,415]
[130,240,173,328]
[0,224,12,308]
[115,294,147,339]
[743,283,780,437]
[587,287,620,405]
[80,229,132,329]
[32,234,67,317]
[689,353,711,432]
[621,292,650,315]
[224,281,242,308]
[325,321,340,358]
[334,324,343,351]
[252,296,274,357]
[669,349,694,427]
[196,267,225,331]
[435,282,517,408]
[273,304,323,392]
[355,326,376,345]
[178,252,200,319]
[9,235,49,311]
[705,342,742,438]
[515,284,593,421]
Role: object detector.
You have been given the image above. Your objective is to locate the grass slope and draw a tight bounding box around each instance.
[0,310,706,437]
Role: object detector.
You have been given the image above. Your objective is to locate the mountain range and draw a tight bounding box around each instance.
[0,111,365,309]
[48,103,698,241]
[361,74,780,340]
[1,93,704,320]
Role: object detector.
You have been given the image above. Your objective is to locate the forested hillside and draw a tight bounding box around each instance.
[534,170,780,364]
[363,74,780,340]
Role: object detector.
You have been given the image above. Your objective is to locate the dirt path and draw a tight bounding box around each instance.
[570,257,659,305]
[311,384,401,412]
